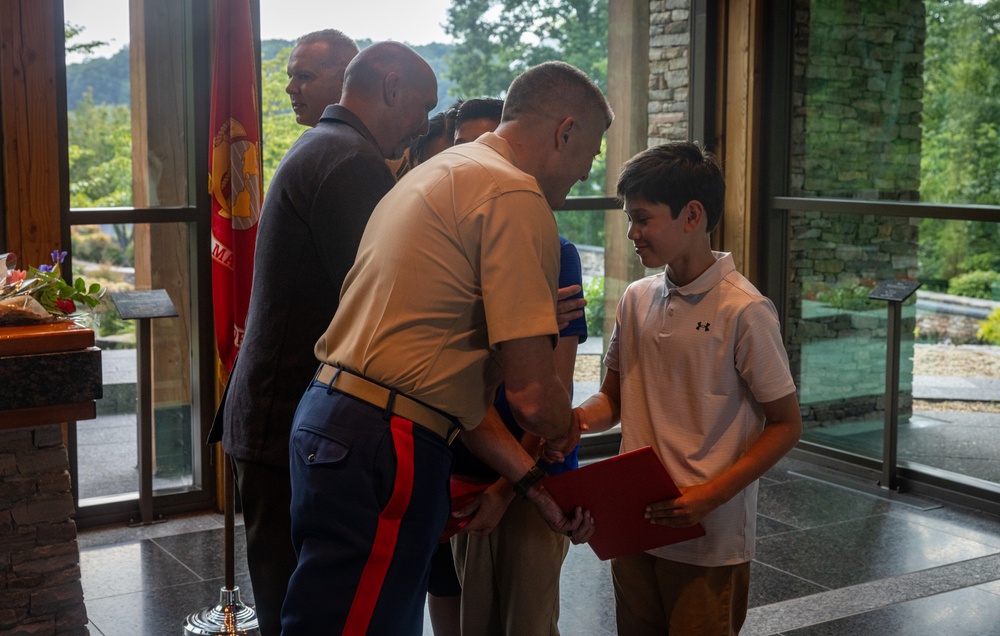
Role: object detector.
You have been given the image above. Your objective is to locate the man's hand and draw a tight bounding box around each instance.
[541,410,583,463]
[556,285,586,331]
[526,487,595,544]
[454,482,514,536]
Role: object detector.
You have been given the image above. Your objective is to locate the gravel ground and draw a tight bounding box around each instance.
[573,343,1000,412]
[913,344,1000,412]
[913,344,1000,379]
[573,354,602,383]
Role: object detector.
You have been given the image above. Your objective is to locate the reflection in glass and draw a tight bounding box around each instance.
[786,2,1000,486]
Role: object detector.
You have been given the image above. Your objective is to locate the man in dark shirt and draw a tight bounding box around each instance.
[208,41,438,636]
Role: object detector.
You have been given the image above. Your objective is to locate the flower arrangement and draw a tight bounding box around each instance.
[1,250,105,325]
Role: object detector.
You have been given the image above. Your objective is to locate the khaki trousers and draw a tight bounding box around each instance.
[612,551,750,635]
[452,495,570,636]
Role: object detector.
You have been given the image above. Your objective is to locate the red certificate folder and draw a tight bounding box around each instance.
[542,446,705,560]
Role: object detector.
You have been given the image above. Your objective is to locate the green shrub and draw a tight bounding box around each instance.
[71,225,113,263]
[583,275,605,337]
[948,270,1000,300]
[979,308,1000,345]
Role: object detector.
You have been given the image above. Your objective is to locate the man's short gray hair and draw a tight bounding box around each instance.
[296,29,359,59]
[503,61,613,129]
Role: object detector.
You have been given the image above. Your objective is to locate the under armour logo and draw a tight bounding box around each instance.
[696,322,710,331]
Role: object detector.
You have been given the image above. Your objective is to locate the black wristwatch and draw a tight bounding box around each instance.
[513,464,547,499]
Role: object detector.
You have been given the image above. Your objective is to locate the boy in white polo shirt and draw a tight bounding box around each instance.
[573,142,802,635]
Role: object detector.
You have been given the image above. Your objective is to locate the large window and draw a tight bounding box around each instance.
[765,0,1000,499]
[63,0,214,523]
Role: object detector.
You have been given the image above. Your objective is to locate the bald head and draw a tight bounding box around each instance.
[340,41,439,160]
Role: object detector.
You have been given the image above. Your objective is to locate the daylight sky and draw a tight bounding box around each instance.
[63,0,454,63]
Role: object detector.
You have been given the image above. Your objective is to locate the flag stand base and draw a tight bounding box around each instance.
[182,586,260,635]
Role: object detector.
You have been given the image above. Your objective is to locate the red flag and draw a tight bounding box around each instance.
[209,0,261,380]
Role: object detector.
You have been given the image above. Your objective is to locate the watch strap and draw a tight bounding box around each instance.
[513,463,547,499]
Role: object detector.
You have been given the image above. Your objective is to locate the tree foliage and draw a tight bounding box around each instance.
[64,23,106,58]
[66,46,130,110]
[68,89,133,208]
[445,0,610,245]
[444,0,608,97]
[918,0,1000,287]
[922,0,1000,206]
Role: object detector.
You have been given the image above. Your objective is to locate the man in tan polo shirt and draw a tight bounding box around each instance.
[279,61,613,636]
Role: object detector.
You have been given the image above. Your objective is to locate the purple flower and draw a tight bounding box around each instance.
[38,264,54,273]
[50,249,67,264]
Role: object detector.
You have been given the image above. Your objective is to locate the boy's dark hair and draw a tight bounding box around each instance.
[616,142,725,233]
[455,97,503,130]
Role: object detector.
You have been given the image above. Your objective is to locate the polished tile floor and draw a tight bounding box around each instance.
[77,455,1000,635]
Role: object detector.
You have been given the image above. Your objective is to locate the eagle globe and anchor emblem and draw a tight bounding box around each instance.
[210,116,262,234]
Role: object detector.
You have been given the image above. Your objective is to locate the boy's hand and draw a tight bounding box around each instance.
[556,285,586,330]
[644,483,722,527]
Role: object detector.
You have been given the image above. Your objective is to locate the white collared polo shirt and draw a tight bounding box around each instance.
[605,251,796,566]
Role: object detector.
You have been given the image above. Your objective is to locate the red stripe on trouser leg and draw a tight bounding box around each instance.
[342,415,416,634]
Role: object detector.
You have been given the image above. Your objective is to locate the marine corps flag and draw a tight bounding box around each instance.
[209,0,262,381]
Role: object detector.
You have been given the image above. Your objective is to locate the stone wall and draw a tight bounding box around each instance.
[0,426,88,635]
[647,0,690,144]
[787,0,925,425]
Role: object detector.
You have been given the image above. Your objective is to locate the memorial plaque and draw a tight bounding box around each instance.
[868,280,921,303]
[110,289,178,320]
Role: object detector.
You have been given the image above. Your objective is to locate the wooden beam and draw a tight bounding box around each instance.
[130,0,193,409]
[0,0,63,265]
[720,0,764,284]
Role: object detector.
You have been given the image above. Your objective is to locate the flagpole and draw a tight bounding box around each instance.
[186,0,262,630]
[183,448,259,635]
[225,452,235,592]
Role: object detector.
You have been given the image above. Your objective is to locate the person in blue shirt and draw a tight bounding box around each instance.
[447,234,588,636]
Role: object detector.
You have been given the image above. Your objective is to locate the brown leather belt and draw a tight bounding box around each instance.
[315,364,460,443]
